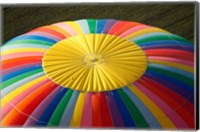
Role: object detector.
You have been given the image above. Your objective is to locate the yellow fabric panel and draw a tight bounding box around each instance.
[70,92,86,127]
[125,28,168,40]
[1,48,46,55]
[128,84,176,128]
[65,21,84,35]
[149,59,193,73]
[1,76,47,108]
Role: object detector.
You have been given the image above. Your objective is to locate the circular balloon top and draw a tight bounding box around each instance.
[1,19,194,128]
[43,34,147,92]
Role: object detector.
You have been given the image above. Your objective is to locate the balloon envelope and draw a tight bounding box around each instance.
[0,19,195,129]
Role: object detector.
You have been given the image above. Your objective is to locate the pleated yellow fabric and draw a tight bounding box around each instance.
[43,34,147,92]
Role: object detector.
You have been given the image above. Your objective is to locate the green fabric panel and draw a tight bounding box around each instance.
[148,65,193,87]
[117,89,149,128]
[135,34,192,45]
[5,40,53,46]
[1,69,43,90]
[87,19,97,33]
[48,89,74,127]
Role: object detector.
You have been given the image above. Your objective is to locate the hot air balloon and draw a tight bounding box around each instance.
[0,19,195,129]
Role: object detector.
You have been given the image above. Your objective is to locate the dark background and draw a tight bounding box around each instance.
[3,3,195,43]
